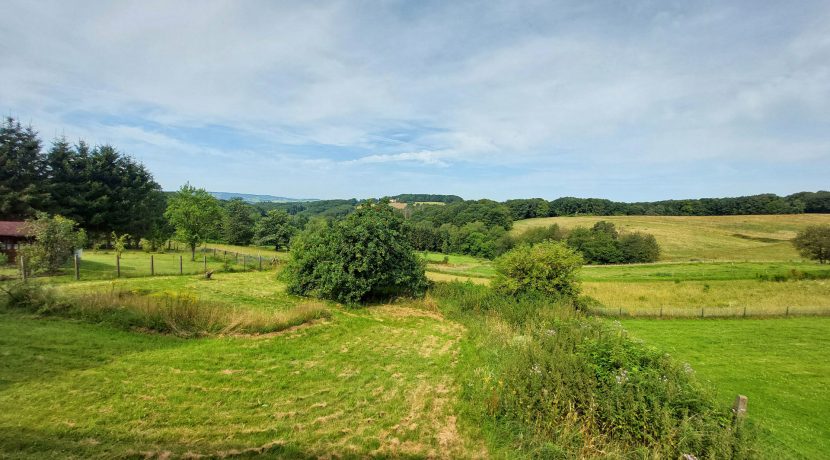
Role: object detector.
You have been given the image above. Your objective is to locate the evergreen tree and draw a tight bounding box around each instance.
[0,118,47,219]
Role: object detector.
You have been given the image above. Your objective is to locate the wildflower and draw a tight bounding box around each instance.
[683,363,694,374]
[615,369,629,384]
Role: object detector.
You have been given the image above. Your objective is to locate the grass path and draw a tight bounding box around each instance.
[0,305,487,458]
[622,318,830,459]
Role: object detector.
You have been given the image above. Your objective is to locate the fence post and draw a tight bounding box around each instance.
[659,307,663,318]
[179,255,183,275]
[116,255,121,278]
[786,306,790,317]
[743,306,747,318]
[243,255,247,270]
[619,306,622,317]
[19,256,26,282]
[701,307,705,318]
[203,255,207,272]
[74,254,80,280]
[151,255,155,276]
[213,248,216,257]
[259,256,262,271]
[732,395,748,422]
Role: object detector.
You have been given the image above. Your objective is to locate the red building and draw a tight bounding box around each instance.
[0,221,28,263]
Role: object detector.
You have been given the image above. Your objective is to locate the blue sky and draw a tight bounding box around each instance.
[2,0,829,200]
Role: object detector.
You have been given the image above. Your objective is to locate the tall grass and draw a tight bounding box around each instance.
[0,282,329,337]
[432,281,757,458]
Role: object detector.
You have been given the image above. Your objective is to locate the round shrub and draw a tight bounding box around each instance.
[492,241,583,298]
[285,202,428,304]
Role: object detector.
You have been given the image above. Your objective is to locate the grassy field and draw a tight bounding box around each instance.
[622,318,830,459]
[0,272,488,458]
[513,214,830,261]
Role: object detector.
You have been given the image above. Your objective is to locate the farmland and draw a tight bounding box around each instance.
[2,213,830,458]
[512,214,830,261]
[622,318,830,459]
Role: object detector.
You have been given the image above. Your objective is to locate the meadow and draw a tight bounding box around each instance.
[622,318,830,459]
[2,214,830,458]
[513,214,830,261]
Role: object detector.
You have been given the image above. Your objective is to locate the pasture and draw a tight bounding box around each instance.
[622,318,830,459]
[512,214,830,261]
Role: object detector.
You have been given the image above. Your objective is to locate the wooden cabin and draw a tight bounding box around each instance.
[0,221,28,263]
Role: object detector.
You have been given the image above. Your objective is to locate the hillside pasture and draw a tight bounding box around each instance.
[622,317,830,459]
[0,303,485,458]
[512,214,830,261]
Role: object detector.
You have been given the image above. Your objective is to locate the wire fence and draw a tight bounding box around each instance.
[14,247,282,282]
[588,304,830,318]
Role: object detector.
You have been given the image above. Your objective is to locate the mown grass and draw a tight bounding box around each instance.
[622,317,830,459]
[513,214,830,261]
[0,303,484,458]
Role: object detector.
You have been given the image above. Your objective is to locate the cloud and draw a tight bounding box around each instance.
[1,0,829,199]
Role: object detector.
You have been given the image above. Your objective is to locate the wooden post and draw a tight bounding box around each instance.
[179,255,183,275]
[659,307,663,318]
[743,306,747,318]
[732,395,748,421]
[150,255,155,276]
[19,256,26,282]
[786,306,790,317]
[116,255,121,278]
[259,256,262,271]
[619,306,622,317]
[213,248,216,257]
[701,307,705,318]
[243,254,247,270]
[203,255,207,272]
[74,254,80,280]
[223,250,227,261]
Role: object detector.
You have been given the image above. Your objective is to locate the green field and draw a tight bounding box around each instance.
[622,318,830,459]
[513,214,830,261]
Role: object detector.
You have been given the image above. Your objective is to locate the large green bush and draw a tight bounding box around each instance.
[18,213,85,274]
[432,281,757,458]
[793,224,830,264]
[492,241,583,298]
[285,202,428,304]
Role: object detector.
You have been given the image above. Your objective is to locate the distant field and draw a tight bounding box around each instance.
[512,214,830,261]
[622,317,830,459]
[585,280,830,316]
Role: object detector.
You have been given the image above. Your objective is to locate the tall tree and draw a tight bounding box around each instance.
[793,225,830,264]
[254,209,295,250]
[165,184,222,260]
[222,198,255,245]
[0,117,47,219]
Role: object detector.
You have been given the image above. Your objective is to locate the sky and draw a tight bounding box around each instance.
[2,0,829,201]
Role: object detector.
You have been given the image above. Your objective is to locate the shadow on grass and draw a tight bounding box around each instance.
[0,312,184,391]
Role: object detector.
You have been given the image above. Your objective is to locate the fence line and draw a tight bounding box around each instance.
[589,304,830,319]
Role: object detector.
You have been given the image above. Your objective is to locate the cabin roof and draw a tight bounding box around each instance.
[0,221,26,237]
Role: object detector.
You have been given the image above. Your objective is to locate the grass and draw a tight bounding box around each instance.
[584,280,830,317]
[621,317,830,459]
[0,303,484,458]
[513,214,830,261]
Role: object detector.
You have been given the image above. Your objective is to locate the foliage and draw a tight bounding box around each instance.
[165,184,223,260]
[386,193,463,204]
[618,232,660,263]
[492,241,583,298]
[566,221,660,264]
[433,282,757,458]
[511,224,562,246]
[254,209,297,250]
[18,213,85,274]
[409,199,513,229]
[285,202,428,304]
[0,118,47,219]
[792,224,830,264]
[0,252,7,266]
[0,118,166,240]
[221,198,255,245]
[111,232,130,257]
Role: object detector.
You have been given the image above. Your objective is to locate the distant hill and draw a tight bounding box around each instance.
[208,192,318,203]
[386,194,463,204]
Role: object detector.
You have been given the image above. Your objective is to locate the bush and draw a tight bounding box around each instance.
[18,213,86,274]
[0,252,8,266]
[285,202,429,304]
[618,232,660,263]
[431,282,757,458]
[492,241,583,298]
[793,224,830,263]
